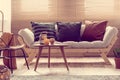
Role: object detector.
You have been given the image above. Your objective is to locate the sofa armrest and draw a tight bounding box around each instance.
[102,26,118,47]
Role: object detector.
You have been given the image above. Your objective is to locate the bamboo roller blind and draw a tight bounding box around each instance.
[12,0,120,21]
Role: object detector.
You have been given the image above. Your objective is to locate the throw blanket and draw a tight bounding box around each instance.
[0,32,17,69]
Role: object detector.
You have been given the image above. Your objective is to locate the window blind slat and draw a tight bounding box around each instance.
[12,0,120,21]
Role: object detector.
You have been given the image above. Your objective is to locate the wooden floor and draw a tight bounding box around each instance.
[1,57,120,75]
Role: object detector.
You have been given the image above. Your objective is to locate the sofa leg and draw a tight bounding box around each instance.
[100,52,111,65]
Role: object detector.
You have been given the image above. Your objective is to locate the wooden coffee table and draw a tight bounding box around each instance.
[34,43,69,71]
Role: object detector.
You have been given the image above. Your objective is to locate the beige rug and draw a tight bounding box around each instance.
[11,75,120,80]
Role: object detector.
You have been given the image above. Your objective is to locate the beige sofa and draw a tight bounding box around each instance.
[18,25,118,65]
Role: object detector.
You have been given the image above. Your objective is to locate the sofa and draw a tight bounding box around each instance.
[18,21,118,65]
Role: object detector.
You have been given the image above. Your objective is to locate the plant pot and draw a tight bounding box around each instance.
[114,58,120,69]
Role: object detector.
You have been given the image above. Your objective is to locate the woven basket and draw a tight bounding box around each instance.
[0,65,11,80]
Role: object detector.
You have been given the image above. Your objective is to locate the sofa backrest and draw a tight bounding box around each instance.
[18,28,34,47]
[80,25,86,37]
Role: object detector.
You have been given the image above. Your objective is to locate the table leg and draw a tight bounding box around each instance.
[59,46,69,71]
[48,46,51,68]
[34,47,43,71]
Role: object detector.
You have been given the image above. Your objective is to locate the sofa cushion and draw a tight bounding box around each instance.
[31,22,56,41]
[80,24,86,37]
[81,20,108,41]
[56,22,82,42]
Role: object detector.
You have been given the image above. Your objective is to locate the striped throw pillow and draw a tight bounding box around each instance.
[31,22,56,41]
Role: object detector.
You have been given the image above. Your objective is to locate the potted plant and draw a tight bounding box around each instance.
[113,48,120,69]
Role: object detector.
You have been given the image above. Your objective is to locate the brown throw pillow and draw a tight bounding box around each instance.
[81,20,108,41]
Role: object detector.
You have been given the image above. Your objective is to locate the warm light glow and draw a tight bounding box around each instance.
[85,0,114,18]
[13,0,120,20]
[21,0,49,12]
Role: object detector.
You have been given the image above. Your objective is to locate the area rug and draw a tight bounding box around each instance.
[11,75,120,80]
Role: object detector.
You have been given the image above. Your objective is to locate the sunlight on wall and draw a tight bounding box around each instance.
[85,0,114,19]
[0,12,2,34]
[0,0,11,33]
[21,0,49,12]
[12,0,120,21]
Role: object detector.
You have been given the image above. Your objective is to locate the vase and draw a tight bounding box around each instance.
[49,38,55,45]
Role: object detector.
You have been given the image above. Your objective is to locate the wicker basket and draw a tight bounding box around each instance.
[0,65,11,80]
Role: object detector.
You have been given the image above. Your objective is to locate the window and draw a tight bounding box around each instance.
[85,0,114,19]
[12,0,119,21]
[21,0,49,12]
